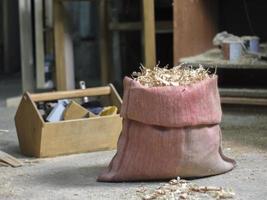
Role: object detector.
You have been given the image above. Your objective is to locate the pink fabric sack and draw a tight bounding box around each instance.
[98,76,235,182]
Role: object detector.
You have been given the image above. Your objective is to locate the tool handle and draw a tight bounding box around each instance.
[30,86,111,102]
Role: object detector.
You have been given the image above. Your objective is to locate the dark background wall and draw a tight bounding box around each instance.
[0,0,266,90]
[218,0,267,89]
[219,0,267,42]
[0,0,20,75]
[118,0,173,78]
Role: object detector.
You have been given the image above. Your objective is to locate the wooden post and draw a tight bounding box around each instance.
[0,3,2,71]
[173,0,218,63]
[98,0,109,85]
[142,0,156,69]
[53,0,67,90]
[34,0,45,88]
[44,0,54,54]
[3,0,9,73]
[18,0,35,92]
[110,0,122,84]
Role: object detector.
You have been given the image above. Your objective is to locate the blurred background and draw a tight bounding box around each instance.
[0,0,267,106]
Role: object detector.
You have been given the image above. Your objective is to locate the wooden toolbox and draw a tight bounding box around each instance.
[15,84,122,158]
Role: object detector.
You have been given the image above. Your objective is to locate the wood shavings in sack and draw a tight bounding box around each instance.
[132,64,213,87]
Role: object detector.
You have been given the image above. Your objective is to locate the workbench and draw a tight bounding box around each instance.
[180,47,267,106]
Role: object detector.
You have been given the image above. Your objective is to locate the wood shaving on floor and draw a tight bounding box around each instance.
[0,151,23,168]
[0,129,9,133]
[136,177,235,200]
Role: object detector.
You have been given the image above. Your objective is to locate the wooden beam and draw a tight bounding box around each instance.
[34,0,45,89]
[44,0,54,54]
[221,97,267,106]
[0,2,2,52]
[3,0,9,73]
[31,86,111,102]
[220,88,267,98]
[19,0,35,92]
[60,0,99,1]
[53,0,67,90]
[45,0,53,28]
[109,21,173,33]
[173,0,218,63]
[109,0,122,84]
[98,0,109,85]
[142,0,156,69]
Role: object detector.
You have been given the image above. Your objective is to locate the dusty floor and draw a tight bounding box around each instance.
[0,105,267,200]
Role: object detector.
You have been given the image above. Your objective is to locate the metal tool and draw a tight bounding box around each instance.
[79,81,90,104]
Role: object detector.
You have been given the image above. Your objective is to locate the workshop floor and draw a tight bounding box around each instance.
[0,105,266,200]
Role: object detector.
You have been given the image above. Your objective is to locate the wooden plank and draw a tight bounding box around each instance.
[3,0,8,73]
[44,0,54,54]
[179,48,267,69]
[180,62,267,70]
[142,0,156,69]
[220,88,267,98]
[34,0,46,88]
[0,2,2,72]
[173,0,218,63]
[156,21,173,34]
[0,161,10,167]
[19,0,35,92]
[31,86,111,102]
[0,150,23,168]
[63,101,89,120]
[109,21,173,33]
[45,0,53,28]
[61,0,99,1]
[221,97,267,106]
[109,0,121,84]
[0,2,2,47]
[53,0,67,90]
[63,13,75,90]
[98,0,109,85]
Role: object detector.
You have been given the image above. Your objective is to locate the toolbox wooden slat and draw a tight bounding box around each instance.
[15,84,122,158]
[31,86,111,102]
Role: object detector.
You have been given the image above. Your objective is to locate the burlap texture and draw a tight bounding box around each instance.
[98,76,235,182]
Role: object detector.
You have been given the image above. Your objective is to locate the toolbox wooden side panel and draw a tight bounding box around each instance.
[40,115,122,157]
[15,93,44,157]
[109,84,122,110]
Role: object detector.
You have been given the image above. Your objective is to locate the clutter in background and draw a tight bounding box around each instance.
[15,83,122,158]
[213,31,265,62]
[37,81,118,123]
[44,54,54,89]
[242,36,259,53]
[136,177,235,200]
[38,99,118,123]
[98,66,235,182]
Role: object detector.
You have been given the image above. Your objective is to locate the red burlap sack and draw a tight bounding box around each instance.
[98,76,235,182]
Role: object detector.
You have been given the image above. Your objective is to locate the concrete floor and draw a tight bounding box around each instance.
[0,105,267,200]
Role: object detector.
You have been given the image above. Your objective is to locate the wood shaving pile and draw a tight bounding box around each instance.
[132,64,212,87]
[136,177,235,200]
